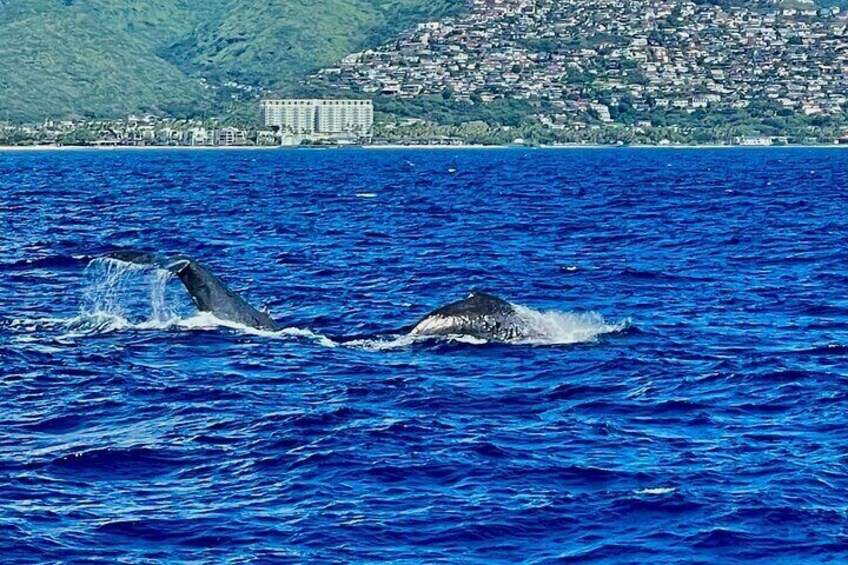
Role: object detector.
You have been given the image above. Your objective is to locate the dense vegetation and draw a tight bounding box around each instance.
[0,0,462,121]
[0,0,843,123]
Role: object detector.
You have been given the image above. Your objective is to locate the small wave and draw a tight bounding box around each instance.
[48,446,186,479]
[635,487,677,495]
[794,343,847,356]
[620,267,711,283]
[276,326,338,347]
[345,334,426,351]
[344,332,488,351]
[614,488,702,514]
[2,254,88,271]
[168,313,337,347]
[61,312,139,336]
[49,310,339,347]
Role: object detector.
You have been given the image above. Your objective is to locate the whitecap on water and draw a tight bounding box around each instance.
[343,334,421,351]
[276,326,338,348]
[634,487,676,496]
[178,313,337,347]
[343,332,488,351]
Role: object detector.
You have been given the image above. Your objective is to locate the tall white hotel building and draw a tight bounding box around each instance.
[260,99,374,144]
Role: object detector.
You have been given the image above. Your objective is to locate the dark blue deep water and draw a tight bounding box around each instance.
[1,147,847,563]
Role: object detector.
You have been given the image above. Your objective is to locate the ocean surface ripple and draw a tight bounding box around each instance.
[1,148,846,563]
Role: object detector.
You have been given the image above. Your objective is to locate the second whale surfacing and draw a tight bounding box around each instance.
[409,291,529,342]
[103,251,532,342]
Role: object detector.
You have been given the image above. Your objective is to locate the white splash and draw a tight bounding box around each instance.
[80,257,180,324]
[36,258,339,346]
[173,312,337,347]
[346,332,487,351]
[150,268,175,323]
[345,334,424,351]
[510,305,629,345]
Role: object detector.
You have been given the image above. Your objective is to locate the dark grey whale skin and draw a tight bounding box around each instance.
[104,250,279,331]
[409,291,527,342]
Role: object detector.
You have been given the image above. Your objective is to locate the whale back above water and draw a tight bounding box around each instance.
[104,250,279,331]
[103,252,529,341]
[410,291,528,342]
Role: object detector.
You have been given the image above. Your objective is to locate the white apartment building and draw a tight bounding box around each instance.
[184,127,209,146]
[215,127,247,146]
[260,99,374,140]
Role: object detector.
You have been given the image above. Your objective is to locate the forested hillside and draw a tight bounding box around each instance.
[0,0,463,121]
[0,0,842,121]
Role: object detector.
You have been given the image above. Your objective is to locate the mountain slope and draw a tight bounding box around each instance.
[170,0,463,89]
[0,1,225,120]
[0,0,462,121]
[1,0,838,121]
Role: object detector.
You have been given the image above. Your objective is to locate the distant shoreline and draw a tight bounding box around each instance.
[368,143,848,150]
[1,143,846,152]
[0,145,279,152]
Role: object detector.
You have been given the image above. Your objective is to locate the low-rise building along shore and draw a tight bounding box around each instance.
[0,113,325,148]
[0,115,278,148]
[2,108,847,148]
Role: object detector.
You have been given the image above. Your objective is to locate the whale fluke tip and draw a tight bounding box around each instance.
[104,250,190,275]
[164,259,191,274]
[105,250,160,265]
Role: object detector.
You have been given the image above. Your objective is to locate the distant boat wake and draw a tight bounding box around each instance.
[19,256,629,349]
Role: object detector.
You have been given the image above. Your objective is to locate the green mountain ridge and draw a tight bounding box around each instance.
[0,0,843,122]
[0,0,462,121]
[0,2,215,120]
[176,0,462,85]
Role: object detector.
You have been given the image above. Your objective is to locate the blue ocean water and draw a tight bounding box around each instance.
[1,147,846,563]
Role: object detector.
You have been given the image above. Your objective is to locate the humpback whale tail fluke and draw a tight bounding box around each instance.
[103,250,279,331]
